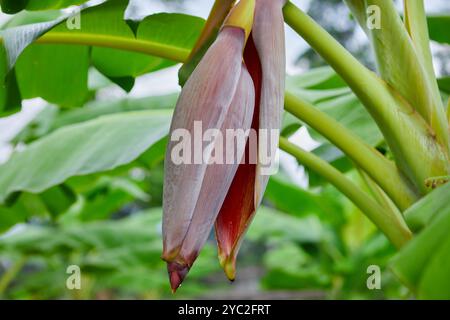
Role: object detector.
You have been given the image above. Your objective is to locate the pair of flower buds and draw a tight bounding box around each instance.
[162,0,286,292]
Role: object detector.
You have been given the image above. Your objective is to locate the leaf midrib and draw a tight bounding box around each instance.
[0,31,190,63]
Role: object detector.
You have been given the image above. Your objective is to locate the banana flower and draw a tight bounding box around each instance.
[162,0,286,292]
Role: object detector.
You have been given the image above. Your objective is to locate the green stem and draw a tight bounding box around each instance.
[357,167,404,223]
[279,137,412,249]
[36,32,190,63]
[282,1,450,193]
[447,98,450,125]
[285,92,418,210]
[0,256,26,297]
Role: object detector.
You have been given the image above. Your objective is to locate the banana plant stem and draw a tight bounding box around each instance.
[285,92,419,210]
[282,1,450,192]
[357,167,404,223]
[279,137,412,249]
[29,32,190,63]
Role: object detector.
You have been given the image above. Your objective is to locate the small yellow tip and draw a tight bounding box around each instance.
[224,261,236,281]
[223,0,255,43]
[219,253,237,281]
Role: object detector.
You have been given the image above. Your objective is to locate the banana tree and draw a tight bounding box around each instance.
[0,0,449,298]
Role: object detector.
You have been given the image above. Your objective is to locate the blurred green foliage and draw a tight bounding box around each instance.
[0,0,449,300]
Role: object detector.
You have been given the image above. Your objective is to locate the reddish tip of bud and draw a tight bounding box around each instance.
[167,262,189,293]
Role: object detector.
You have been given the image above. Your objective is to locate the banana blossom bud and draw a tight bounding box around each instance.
[162,0,286,291]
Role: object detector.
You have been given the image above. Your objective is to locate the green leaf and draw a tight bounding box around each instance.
[438,77,450,94]
[262,267,330,290]
[390,184,450,298]
[0,47,21,115]
[0,0,29,14]
[265,174,337,219]
[138,136,168,169]
[76,177,149,221]
[0,110,172,203]
[13,94,177,143]
[73,0,157,82]
[0,192,49,233]
[25,0,89,11]
[52,94,177,130]
[427,15,450,45]
[246,206,323,244]
[263,242,311,272]
[0,208,163,254]
[286,67,382,147]
[0,9,86,107]
[39,184,76,218]
[364,0,447,148]
[418,234,450,299]
[0,0,90,13]
[49,0,204,86]
[0,199,29,233]
[1,10,62,28]
[91,11,203,80]
[0,10,66,109]
[0,15,67,69]
[1,1,202,101]
[15,44,90,107]
[287,66,347,90]
[405,182,450,231]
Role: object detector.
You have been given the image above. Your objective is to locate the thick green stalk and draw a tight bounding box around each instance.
[404,0,440,92]
[32,32,190,63]
[285,92,418,210]
[366,0,449,153]
[346,0,449,152]
[358,167,404,224]
[279,137,412,249]
[283,2,450,193]
[447,99,450,125]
